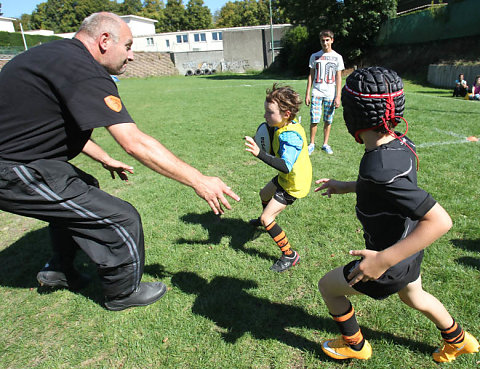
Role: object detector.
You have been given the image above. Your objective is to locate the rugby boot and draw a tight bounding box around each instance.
[432,331,479,363]
[321,337,372,360]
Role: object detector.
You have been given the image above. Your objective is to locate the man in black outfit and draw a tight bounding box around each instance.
[0,12,240,311]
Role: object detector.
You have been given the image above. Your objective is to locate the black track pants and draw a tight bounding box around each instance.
[0,159,145,299]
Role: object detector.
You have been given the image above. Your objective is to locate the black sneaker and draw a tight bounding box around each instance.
[248,217,262,227]
[270,251,300,272]
[104,282,167,311]
[37,263,91,291]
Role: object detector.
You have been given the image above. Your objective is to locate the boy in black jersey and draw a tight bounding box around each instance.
[314,67,479,362]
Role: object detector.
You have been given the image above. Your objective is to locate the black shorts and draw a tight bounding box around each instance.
[343,250,424,300]
[272,176,297,205]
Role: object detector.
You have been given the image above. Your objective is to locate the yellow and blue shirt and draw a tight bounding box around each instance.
[272,122,312,198]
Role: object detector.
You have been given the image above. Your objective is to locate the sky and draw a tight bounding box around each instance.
[2,0,230,19]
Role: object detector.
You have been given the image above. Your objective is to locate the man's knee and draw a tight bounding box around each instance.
[110,199,142,227]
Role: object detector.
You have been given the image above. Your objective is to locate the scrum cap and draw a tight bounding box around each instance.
[341,66,405,143]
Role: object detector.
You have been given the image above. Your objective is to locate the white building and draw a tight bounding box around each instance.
[0,16,15,33]
[132,28,225,53]
[23,30,55,36]
[120,15,157,37]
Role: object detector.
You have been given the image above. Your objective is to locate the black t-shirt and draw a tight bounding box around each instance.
[0,38,134,162]
[356,136,436,252]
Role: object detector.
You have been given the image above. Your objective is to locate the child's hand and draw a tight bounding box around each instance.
[346,249,390,286]
[245,136,260,157]
[314,178,355,197]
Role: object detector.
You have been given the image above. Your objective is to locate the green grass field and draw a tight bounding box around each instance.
[0,73,479,369]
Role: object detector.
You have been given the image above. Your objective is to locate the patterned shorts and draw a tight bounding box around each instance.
[310,96,335,124]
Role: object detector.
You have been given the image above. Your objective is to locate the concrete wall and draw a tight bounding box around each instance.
[427,64,480,88]
[223,25,290,72]
[172,50,224,75]
[223,28,264,72]
[172,25,291,75]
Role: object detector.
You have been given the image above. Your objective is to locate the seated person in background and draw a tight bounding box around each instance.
[469,75,480,100]
[453,73,468,97]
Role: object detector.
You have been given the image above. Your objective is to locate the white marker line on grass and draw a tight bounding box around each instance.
[433,128,467,138]
[417,140,473,148]
[418,129,478,148]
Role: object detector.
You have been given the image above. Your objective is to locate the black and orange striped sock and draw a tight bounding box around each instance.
[439,319,465,344]
[331,303,365,351]
[265,221,293,256]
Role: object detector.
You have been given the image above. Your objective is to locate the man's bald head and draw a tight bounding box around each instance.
[76,12,124,42]
[75,12,134,75]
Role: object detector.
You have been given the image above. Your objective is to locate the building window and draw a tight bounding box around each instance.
[269,40,282,50]
[194,33,206,42]
[176,34,188,43]
[166,39,170,48]
[212,32,222,41]
[146,37,154,45]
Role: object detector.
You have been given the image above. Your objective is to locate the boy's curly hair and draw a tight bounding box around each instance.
[266,83,301,121]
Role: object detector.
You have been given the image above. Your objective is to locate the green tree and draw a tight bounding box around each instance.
[119,0,144,15]
[30,0,119,33]
[340,0,396,59]
[15,14,33,31]
[215,0,276,28]
[277,0,397,72]
[215,2,240,27]
[185,0,212,30]
[139,0,168,32]
[163,0,186,31]
[276,25,312,74]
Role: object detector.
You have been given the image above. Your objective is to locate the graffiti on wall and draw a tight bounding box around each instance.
[183,60,250,76]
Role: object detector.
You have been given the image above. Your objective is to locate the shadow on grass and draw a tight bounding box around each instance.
[169,269,436,360]
[0,226,102,306]
[176,212,275,262]
[451,239,480,270]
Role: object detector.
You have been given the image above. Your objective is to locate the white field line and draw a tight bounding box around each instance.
[416,128,479,148]
[417,140,472,148]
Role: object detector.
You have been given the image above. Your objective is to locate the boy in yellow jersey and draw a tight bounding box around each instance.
[245,84,312,272]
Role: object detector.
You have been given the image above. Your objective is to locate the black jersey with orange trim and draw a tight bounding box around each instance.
[0,38,133,163]
[355,135,436,252]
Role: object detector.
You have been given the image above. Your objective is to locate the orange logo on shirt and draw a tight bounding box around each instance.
[104,95,122,112]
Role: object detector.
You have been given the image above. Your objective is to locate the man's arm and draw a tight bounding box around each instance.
[305,68,314,106]
[82,139,134,180]
[106,123,240,215]
[334,70,342,108]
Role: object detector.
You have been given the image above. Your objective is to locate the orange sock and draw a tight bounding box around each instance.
[265,221,293,256]
[331,303,365,351]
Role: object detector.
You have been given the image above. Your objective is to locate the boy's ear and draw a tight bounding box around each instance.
[284,110,292,119]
